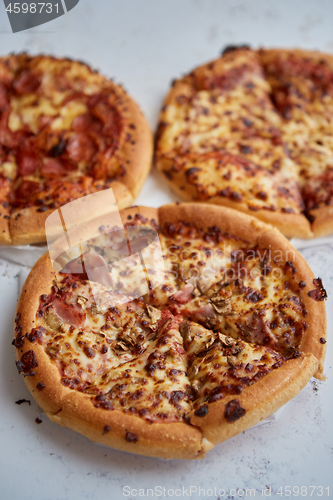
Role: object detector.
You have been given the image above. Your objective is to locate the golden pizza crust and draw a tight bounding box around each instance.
[14,203,326,459]
[0,54,153,246]
[0,208,11,245]
[49,394,203,460]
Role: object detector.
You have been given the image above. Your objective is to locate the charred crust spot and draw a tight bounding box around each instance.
[145,362,157,376]
[290,350,302,359]
[186,167,201,178]
[36,382,45,391]
[194,405,209,417]
[125,431,138,443]
[16,350,38,374]
[224,399,246,423]
[102,425,111,435]
[26,327,44,343]
[15,399,31,405]
[134,214,148,224]
[298,281,306,289]
[320,337,327,344]
[308,278,327,301]
[12,336,25,348]
[222,44,250,55]
[285,261,297,275]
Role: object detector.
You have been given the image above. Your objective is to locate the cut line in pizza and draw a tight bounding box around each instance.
[45,189,165,310]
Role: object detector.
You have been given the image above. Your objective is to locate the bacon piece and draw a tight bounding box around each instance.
[72,113,102,134]
[191,303,216,319]
[91,99,120,134]
[63,252,114,289]
[62,256,85,275]
[12,180,41,204]
[17,149,41,176]
[13,70,40,95]
[173,284,195,304]
[67,133,97,163]
[41,158,76,178]
[129,236,150,255]
[51,298,86,328]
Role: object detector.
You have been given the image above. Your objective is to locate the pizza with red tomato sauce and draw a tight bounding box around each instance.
[0,54,152,245]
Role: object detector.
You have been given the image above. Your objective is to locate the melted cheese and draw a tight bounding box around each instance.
[51,100,88,131]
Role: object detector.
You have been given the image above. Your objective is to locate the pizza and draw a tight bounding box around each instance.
[0,53,152,245]
[14,203,327,459]
[155,46,333,239]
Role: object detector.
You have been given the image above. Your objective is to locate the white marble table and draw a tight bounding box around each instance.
[0,1,332,499]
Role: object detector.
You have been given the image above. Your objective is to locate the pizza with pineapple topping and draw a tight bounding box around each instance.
[155,46,333,238]
[0,53,152,245]
[14,204,327,459]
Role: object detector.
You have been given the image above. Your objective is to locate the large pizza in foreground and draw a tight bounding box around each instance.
[155,47,333,238]
[14,204,327,459]
[0,54,152,245]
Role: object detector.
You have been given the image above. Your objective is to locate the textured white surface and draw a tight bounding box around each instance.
[0,1,332,499]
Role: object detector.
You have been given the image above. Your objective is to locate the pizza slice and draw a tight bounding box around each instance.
[184,321,318,451]
[157,203,327,377]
